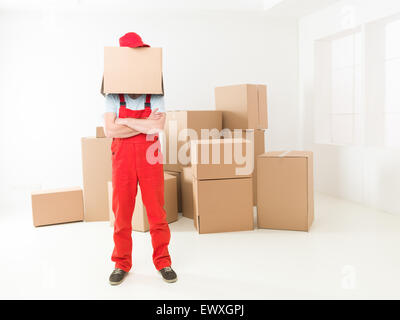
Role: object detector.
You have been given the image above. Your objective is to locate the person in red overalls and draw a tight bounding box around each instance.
[104,32,177,285]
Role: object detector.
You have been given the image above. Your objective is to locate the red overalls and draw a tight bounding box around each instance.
[111,94,171,272]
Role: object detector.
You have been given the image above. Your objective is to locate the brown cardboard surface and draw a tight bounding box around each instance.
[193,178,253,234]
[108,173,178,232]
[191,138,253,180]
[103,47,163,94]
[81,137,112,221]
[164,170,182,212]
[215,84,268,130]
[257,151,314,232]
[180,166,194,219]
[164,111,222,172]
[31,187,84,227]
[96,127,106,138]
[252,130,265,205]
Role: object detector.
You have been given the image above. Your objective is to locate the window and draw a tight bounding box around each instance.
[314,29,363,146]
[384,19,400,148]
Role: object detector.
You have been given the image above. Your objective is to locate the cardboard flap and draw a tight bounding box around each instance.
[258,151,313,159]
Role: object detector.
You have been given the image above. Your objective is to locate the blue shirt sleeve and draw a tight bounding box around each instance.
[151,95,166,113]
[105,94,118,114]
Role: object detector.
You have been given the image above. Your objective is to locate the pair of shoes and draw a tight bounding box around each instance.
[159,266,178,283]
[109,268,127,286]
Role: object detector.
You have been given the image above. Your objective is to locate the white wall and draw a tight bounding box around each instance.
[0,8,299,214]
[299,0,400,215]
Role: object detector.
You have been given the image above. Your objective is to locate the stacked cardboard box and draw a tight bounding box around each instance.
[108,173,178,232]
[31,187,84,227]
[191,139,254,234]
[257,151,314,232]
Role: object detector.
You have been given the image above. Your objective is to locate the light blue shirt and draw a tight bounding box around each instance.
[105,94,165,117]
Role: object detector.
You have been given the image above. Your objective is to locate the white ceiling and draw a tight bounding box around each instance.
[0,0,341,17]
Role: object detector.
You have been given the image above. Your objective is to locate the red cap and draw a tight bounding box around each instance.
[119,32,150,48]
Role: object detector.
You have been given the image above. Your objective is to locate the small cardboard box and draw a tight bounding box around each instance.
[180,166,194,219]
[81,137,112,221]
[191,138,253,180]
[164,170,182,213]
[108,173,178,232]
[164,110,222,172]
[96,126,106,138]
[193,178,254,234]
[31,187,84,227]
[102,47,163,95]
[257,151,314,232]
[215,84,268,130]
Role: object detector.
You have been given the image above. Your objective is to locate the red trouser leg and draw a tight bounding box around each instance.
[111,139,138,272]
[111,138,172,272]
[135,141,172,270]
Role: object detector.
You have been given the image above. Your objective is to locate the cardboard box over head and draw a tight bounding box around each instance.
[257,151,314,232]
[101,47,163,95]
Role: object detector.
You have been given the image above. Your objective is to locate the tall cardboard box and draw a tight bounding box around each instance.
[257,151,314,232]
[81,137,112,221]
[164,111,222,172]
[96,126,106,138]
[164,170,182,213]
[180,166,194,219]
[108,173,178,232]
[102,47,163,95]
[31,187,84,227]
[215,84,268,130]
[191,139,254,234]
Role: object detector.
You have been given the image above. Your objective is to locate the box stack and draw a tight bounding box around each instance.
[191,139,254,234]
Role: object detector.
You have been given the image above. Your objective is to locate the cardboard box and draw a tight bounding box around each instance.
[96,126,106,138]
[31,187,84,227]
[191,138,253,180]
[164,110,222,172]
[102,47,163,95]
[215,84,268,130]
[164,170,182,213]
[180,166,194,219]
[81,137,112,221]
[193,178,254,234]
[233,130,265,205]
[108,173,178,232]
[257,151,314,232]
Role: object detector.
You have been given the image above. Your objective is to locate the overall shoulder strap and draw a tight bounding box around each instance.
[145,94,152,108]
[119,94,126,107]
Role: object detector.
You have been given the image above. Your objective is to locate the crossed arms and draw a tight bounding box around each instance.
[104,108,166,138]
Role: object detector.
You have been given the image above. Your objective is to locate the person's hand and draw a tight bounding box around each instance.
[147,108,163,120]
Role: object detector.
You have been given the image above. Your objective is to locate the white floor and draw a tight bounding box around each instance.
[1,193,400,300]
